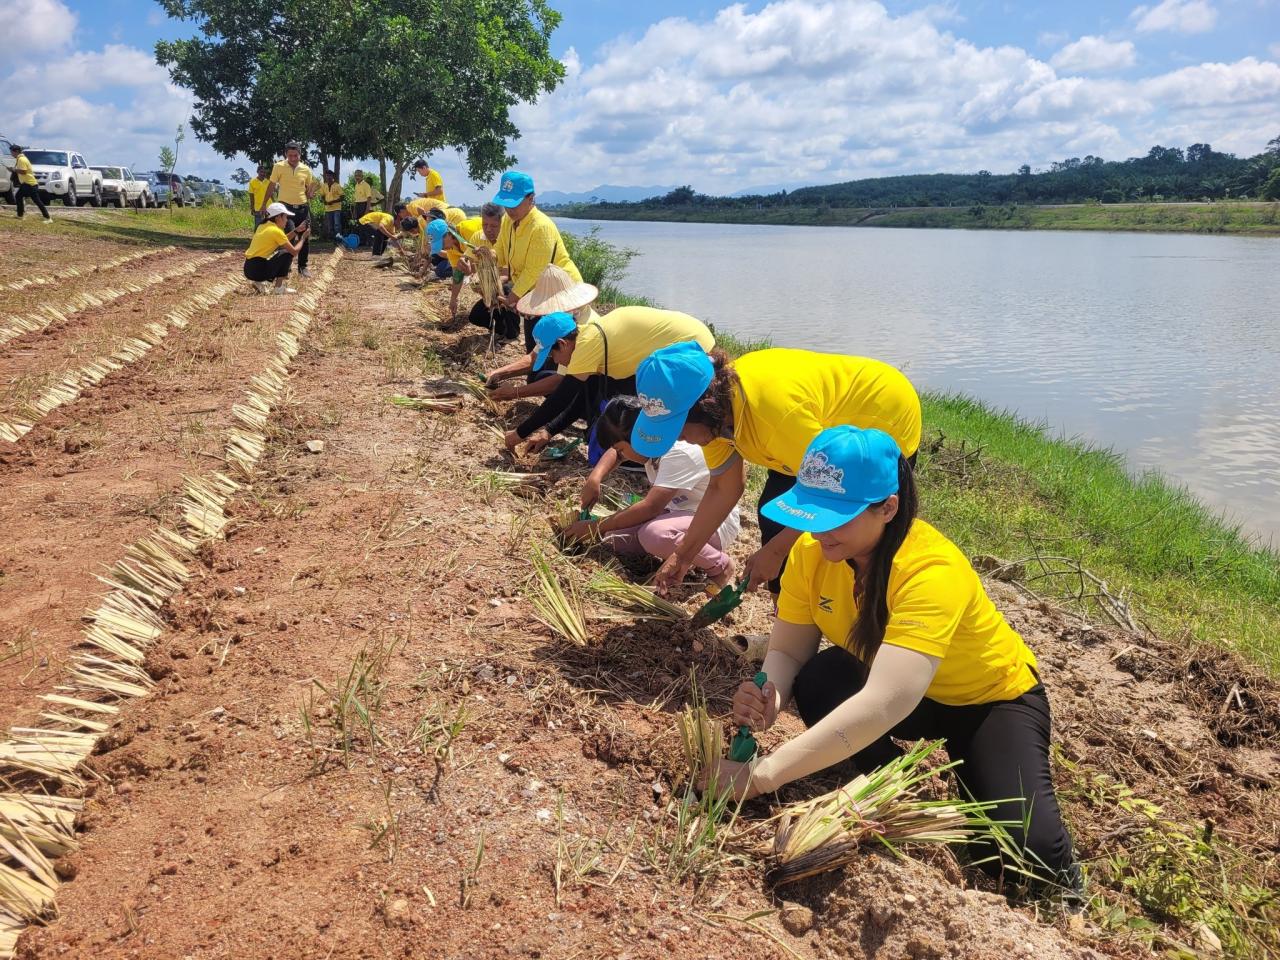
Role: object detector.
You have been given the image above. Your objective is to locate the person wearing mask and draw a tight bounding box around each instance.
[267,141,316,278]
[247,164,270,226]
[412,158,446,202]
[561,396,741,592]
[319,170,344,238]
[8,144,52,223]
[708,425,1081,895]
[352,170,380,220]
[491,170,582,319]
[633,346,921,596]
[504,308,715,454]
[243,202,309,294]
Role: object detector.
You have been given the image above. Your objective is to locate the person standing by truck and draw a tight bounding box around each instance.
[267,142,316,278]
[9,145,52,223]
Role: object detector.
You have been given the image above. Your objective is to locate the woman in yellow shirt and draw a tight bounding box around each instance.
[243,202,309,294]
[715,425,1079,891]
[641,346,922,595]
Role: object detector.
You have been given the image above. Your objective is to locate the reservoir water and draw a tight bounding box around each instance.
[555,218,1280,544]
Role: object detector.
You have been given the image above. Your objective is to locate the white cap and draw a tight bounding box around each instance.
[264,202,290,219]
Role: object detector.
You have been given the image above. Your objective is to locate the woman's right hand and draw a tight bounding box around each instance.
[580,476,601,511]
[653,553,692,594]
[732,678,778,731]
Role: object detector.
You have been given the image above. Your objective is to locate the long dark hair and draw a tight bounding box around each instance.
[848,455,918,664]
[683,349,738,434]
[595,395,643,451]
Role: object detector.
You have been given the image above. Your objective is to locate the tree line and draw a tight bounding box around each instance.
[568,137,1280,214]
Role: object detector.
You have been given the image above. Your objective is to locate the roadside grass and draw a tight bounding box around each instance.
[0,205,281,250]
[916,392,1280,671]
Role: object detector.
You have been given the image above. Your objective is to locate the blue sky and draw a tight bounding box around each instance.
[2,0,1277,204]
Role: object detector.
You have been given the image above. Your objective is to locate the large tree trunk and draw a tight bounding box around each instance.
[388,161,411,208]
[378,157,388,206]
[318,151,330,176]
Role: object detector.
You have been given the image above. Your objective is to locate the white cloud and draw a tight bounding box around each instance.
[0,0,77,56]
[1140,57,1280,106]
[1051,36,1137,73]
[1131,0,1218,34]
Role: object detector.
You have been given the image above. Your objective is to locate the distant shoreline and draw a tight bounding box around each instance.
[552,200,1280,236]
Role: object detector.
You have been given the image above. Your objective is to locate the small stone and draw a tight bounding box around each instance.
[1190,921,1222,954]
[779,905,814,936]
[232,586,246,596]
[902,894,918,907]
[304,440,325,454]
[535,808,552,823]
[464,604,479,615]
[383,897,411,926]
[488,598,502,607]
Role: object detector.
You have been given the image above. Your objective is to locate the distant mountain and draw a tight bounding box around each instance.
[727,183,810,197]
[538,184,676,206]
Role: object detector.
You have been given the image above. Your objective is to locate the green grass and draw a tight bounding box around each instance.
[0,204,318,251]
[915,392,1280,671]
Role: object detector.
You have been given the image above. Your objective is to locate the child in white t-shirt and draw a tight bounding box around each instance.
[564,396,740,589]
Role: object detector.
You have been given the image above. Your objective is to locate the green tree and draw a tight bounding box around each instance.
[154,0,565,203]
[230,167,250,186]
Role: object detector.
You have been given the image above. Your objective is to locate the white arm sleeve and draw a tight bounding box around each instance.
[751,644,941,794]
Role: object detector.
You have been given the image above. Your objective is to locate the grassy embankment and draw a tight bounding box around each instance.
[556,200,1280,235]
[23,206,1280,672]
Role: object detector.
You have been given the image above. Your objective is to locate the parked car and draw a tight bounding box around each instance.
[190,180,234,207]
[25,148,102,206]
[144,171,195,207]
[90,165,153,208]
[0,133,15,204]
[141,171,172,206]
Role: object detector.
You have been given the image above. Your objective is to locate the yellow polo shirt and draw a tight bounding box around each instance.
[269,160,313,205]
[496,206,581,297]
[700,349,921,475]
[778,521,1038,705]
[444,206,466,227]
[445,216,482,269]
[424,168,445,201]
[320,182,344,211]
[406,196,447,218]
[247,177,269,211]
[354,180,376,203]
[245,223,289,260]
[13,155,37,186]
[467,224,496,252]
[565,307,714,379]
[359,212,395,230]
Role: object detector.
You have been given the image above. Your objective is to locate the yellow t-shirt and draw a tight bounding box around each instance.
[444,216,482,269]
[245,223,289,260]
[354,180,376,203]
[496,206,581,297]
[247,177,269,210]
[13,155,36,186]
[778,521,1038,705]
[320,182,344,211]
[424,168,445,202]
[700,349,922,475]
[466,224,495,252]
[444,206,467,227]
[359,211,394,229]
[406,196,447,218]
[565,307,715,379]
[269,160,313,205]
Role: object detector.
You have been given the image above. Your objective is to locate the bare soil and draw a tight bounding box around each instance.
[2,238,1276,960]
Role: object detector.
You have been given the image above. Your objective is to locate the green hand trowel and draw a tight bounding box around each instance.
[692,577,747,627]
[544,436,584,460]
[728,671,768,762]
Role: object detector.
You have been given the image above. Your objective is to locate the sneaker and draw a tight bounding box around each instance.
[252,281,271,295]
[271,286,298,296]
[298,268,313,279]
[42,218,54,224]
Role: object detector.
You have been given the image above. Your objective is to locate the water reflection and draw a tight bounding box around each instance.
[557,218,1280,544]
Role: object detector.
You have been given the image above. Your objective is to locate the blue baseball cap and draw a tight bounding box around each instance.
[426,218,448,253]
[761,427,901,533]
[630,341,714,458]
[530,311,577,371]
[492,170,535,208]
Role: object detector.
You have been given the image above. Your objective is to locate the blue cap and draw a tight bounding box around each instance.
[530,311,577,371]
[630,341,714,458]
[492,170,535,208]
[761,427,901,533]
[426,218,448,253]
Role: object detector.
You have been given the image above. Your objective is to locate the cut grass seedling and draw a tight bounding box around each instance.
[528,548,588,645]
[590,567,688,622]
[460,830,486,909]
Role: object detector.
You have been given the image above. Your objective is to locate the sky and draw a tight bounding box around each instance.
[1,0,1277,205]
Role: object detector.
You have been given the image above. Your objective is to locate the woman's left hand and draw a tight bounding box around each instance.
[744,543,786,592]
[488,384,519,402]
[698,757,762,802]
[562,519,595,542]
[503,429,523,452]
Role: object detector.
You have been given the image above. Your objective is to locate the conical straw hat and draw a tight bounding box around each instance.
[517,265,599,316]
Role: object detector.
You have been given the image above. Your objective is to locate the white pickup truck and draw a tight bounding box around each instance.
[90,165,153,208]
[25,148,103,207]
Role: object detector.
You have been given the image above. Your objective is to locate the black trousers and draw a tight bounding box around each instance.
[15,183,50,220]
[468,301,521,340]
[243,250,293,282]
[516,373,638,441]
[370,230,388,256]
[284,202,309,270]
[793,645,1077,884]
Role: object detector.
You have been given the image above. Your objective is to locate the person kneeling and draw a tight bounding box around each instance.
[710,425,1081,894]
[562,397,740,590]
[243,202,309,295]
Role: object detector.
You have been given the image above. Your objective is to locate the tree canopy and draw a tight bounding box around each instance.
[155,0,564,200]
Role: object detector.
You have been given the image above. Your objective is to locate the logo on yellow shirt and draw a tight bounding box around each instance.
[818,595,834,613]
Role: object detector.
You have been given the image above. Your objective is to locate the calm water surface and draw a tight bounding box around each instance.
[556,218,1280,544]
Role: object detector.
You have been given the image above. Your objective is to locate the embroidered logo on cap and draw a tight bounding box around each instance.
[775,501,816,520]
[638,430,663,444]
[502,178,514,192]
[797,451,845,495]
[637,394,672,418]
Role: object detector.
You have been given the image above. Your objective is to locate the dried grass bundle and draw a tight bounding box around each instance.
[678,703,723,780]
[528,549,588,645]
[767,740,992,886]
[473,246,501,309]
[589,568,687,622]
[389,395,463,413]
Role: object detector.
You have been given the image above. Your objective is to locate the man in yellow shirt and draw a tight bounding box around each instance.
[461,203,510,334]
[247,164,270,226]
[491,170,581,307]
[358,203,407,256]
[412,159,445,202]
[405,195,447,219]
[319,170,344,238]
[352,170,380,219]
[9,144,52,222]
[267,142,316,277]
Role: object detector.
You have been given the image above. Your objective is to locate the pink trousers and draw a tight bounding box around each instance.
[602,510,731,578]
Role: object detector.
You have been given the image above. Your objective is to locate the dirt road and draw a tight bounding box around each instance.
[1,229,1276,959]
